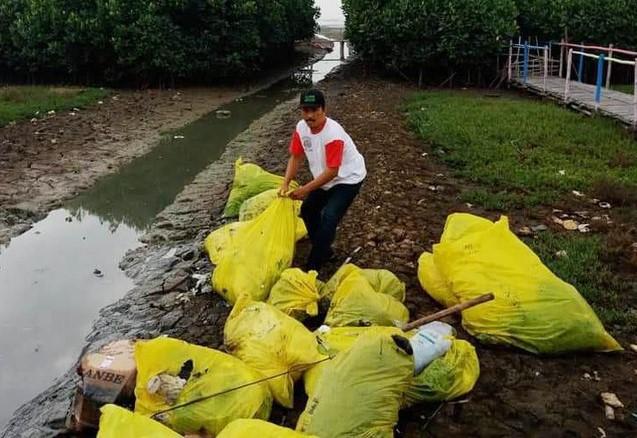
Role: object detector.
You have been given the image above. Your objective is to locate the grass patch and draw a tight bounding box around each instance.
[407,91,637,210]
[0,85,108,127]
[527,232,636,330]
[611,84,634,95]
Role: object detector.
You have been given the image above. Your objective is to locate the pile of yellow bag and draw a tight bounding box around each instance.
[322,264,410,327]
[304,326,479,406]
[418,213,622,354]
[267,268,323,320]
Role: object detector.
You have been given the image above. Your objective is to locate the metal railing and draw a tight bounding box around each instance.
[508,40,637,128]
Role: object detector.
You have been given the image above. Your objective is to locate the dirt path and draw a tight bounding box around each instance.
[3,62,635,437]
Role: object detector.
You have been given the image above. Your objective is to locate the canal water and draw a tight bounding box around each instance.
[0,41,349,427]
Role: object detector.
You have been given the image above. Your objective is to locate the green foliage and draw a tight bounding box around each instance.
[406,90,637,209]
[0,85,108,126]
[342,0,518,70]
[0,0,318,84]
[516,0,637,47]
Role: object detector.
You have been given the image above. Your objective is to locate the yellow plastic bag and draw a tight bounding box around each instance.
[134,337,272,436]
[321,263,405,302]
[417,252,458,307]
[97,405,182,438]
[267,268,321,320]
[224,295,327,408]
[431,213,622,354]
[238,189,308,241]
[207,197,297,304]
[223,158,296,217]
[304,326,403,396]
[404,339,480,405]
[218,419,317,438]
[296,333,413,437]
[324,271,409,327]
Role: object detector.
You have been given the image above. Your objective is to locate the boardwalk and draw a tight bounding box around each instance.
[515,75,636,126]
[508,41,637,128]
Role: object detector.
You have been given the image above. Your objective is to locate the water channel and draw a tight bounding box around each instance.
[0,39,350,428]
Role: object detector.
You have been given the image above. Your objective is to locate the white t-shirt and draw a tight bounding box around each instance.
[290,117,366,190]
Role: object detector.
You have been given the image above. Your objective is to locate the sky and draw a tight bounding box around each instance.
[315,0,345,25]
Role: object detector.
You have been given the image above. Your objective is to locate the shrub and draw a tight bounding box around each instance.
[342,0,518,72]
[0,0,318,84]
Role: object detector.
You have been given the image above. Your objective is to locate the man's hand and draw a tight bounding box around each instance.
[278,183,290,197]
[290,186,310,200]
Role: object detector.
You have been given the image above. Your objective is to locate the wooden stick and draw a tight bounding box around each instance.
[402,293,495,332]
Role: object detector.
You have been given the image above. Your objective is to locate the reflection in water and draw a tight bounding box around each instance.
[0,40,348,428]
[0,209,141,427]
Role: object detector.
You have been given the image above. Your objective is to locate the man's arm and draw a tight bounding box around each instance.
[280,154,303,195]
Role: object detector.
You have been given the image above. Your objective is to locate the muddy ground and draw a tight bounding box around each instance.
[3,61,637,437]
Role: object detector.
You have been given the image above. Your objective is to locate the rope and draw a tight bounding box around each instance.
[150,356,332,419]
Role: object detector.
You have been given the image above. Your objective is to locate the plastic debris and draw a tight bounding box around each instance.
[531,224,548,232]
[216,110,232,119]
[47,110,56,115]
[599,202,612,209]
[518,226,533,236]
[601,392,624,408]
[630,344,637,353]
[558,170,566,176]
[604,405,615,420]
[577,223,591,233]
[562,219,579,230]
[173,135,185,140]
[598,427,607,438]
[410,322,453,374]
[555,250,568,258]
[572,190,585,197]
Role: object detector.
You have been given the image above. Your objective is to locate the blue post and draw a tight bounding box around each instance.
[595,54,605,107]
[523,42,529,83]
[578,47,584,82]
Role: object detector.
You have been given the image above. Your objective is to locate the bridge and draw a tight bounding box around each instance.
[508,40,637,129]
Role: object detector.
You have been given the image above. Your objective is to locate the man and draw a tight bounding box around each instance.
[280,89,366,270]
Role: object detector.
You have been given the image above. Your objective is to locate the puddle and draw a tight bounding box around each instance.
[0,38,349,427]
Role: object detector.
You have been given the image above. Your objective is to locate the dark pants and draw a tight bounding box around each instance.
[301,182,362,270]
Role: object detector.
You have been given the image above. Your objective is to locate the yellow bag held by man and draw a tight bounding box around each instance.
[134,337,272,436]
[206,196,297,304]
[224,295,327,408]
[218,419,317,438]
[223,158,297,217]
[267,268,322,320]
[324,271,409,327]
[321,263,406,302]
[238,189,308,241]
[296,333,413,438]
[425,213,622,354]
[97,405,182,438]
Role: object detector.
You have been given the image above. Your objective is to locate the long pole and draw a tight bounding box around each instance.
[595,54,605,111]
[508,40,513,82]
[606,44,614,89]
[633,59,637,129]
[559,38,565,78]
[577,43,585,82]
[402,293,495,332]
[565,49,573,101]
[523,41,530,84]
[543,46,549,93]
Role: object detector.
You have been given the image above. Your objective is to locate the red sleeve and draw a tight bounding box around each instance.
[325,140,344,168]
[289,131,304,156]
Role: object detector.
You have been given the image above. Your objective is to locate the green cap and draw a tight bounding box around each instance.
[300,89,326,108]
